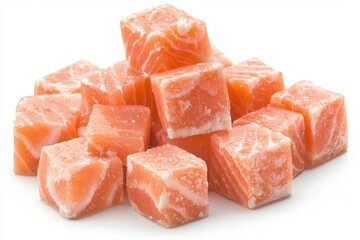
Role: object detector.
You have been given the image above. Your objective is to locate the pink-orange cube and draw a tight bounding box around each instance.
[127,144,209,227]
[38,138,123,219]
[121,4,211,74]
[233,106,306,177]
[151,62,232,139]
[210,123,292,209]
[225,58,284,120]
[271,80,348,167]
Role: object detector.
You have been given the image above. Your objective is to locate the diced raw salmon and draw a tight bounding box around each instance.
[81,61,149,123]
[14,94,81,175]
[210,123,292,209]
[121,4,211,74]
[225,58,284,120]
[87,104,151,165]
[38,138,123,219]
[151,62,232,139]
[233,106,306,177]
[209,45,233,67]
[34,60,98,95]
[270,80,348,167]
[127,144,209,227]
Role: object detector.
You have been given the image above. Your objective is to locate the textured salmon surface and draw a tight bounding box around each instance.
[270,80,347,167]
[14,94,81,175]
[87,104,151,165]
[81,61,149,123]
[233,106,306,177]
[121,4,211,74]
[151,62,231,139]
[225,58,284,120]
[34,60,98,95]
[209,45,233,67]
[210,123,292,209]
[38,138,123,219]
[127,144,208,227]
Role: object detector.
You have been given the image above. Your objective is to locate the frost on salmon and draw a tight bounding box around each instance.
[270,80,348,167]
[80,60,149,123]
[225,58,284,120]
[38,138,123,219]
[120,4,211,74]
[151,62,232,139]
[209,123,292,209]
[34,60,98,95]
[87,104,151,165]
[127,144,209,227]
[14,94,82,175]
[233,106,306,177]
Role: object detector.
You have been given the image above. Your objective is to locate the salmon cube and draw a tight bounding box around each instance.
[209,45,233,67]
[233,106,306,177]
[121,4,211,74]
[225,58,284,120]
[270,80,348,167]
[81,61,149,122]
[87,104,151,165]
[210,123,292,209]
[127,144,209,227]
[14,94,81,175]
[38,138,123,219]
[151,62,232,139]
[152,120,213,165]
[34,60,98,95]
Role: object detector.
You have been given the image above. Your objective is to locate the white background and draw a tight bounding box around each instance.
[1,0,359,239]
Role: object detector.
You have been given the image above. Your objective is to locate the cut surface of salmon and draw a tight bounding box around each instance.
[210,123,292,209]
[81,61,149,123]
[14,94,81,175]
[270,80,347,167]
[152,120,213,165]
[151,62,231,139]
[233,106,306,177]
[121,4,211,74]
[38,138,123,219]
[209,45,233,67]
[87,104,151,166]
[127,144,208,227]
[34,60,98,95]
[225,58,284,120]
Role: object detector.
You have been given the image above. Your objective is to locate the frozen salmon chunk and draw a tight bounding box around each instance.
[225,58,284,120]
[14,94,81,175]
[87,104,151,165]
[38,138,123,219]
[209,45,233,67]
[34,60,98,95]
[81,61,149,123]
[152,120,213,165]
[270,80,347,167]
[233,106,306,177]
[210,123,292,209]
[121,4,211,74]
[151,62,232,139]
[127,144,209,227]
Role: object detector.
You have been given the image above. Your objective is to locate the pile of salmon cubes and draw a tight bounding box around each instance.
[13,4,348,227]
